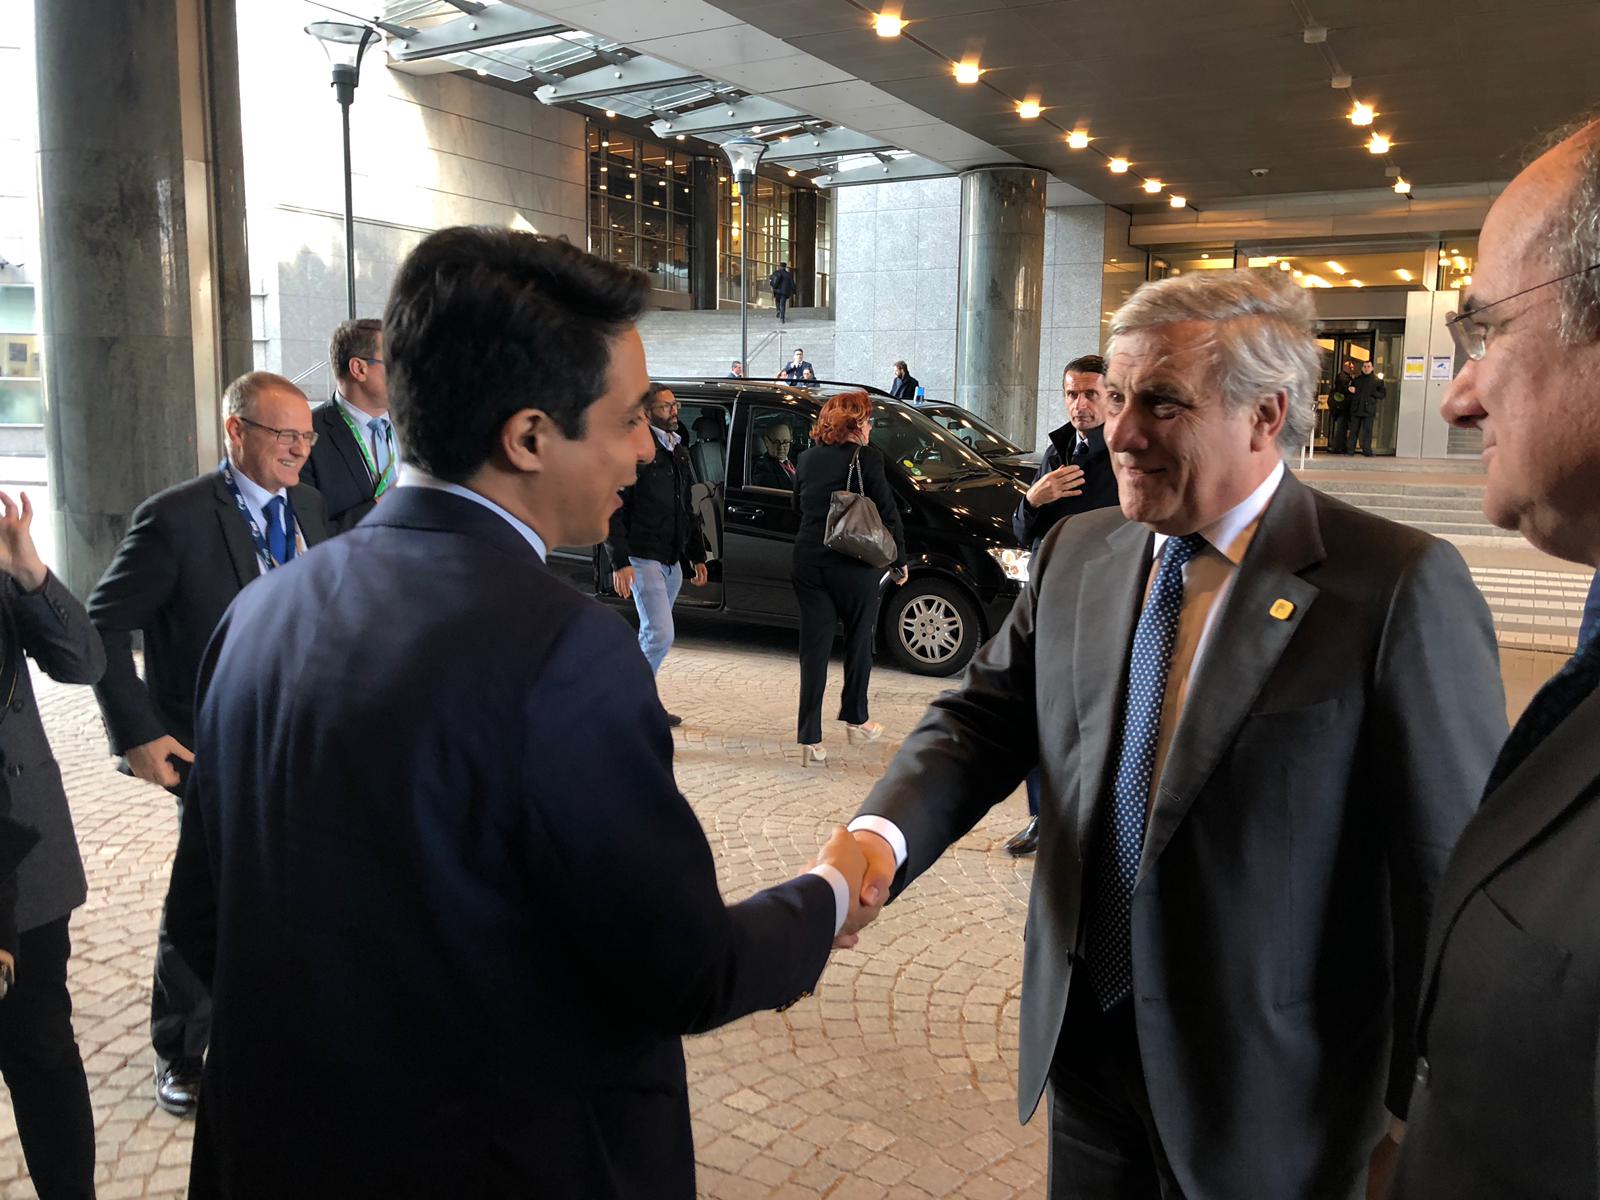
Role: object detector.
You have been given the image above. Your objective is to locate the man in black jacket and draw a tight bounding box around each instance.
[87,371,330,1116]
[1007,354,1122,856]
[301,318,394,532]
[1348,360,1386,456]
[769,261,796,323]
[1329,358,1356,453]
[889,361,920,401]
[606,384,707,715]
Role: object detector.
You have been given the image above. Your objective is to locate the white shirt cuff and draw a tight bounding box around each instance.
[846,815,909,869]
[806,865,851,935]
[1388,1115,1406,1142]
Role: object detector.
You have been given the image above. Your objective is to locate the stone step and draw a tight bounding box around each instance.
[1310,480,1488,500]
[1317,491,1490,512]
[1300,456,1485,475]
[1350,509,1520,536]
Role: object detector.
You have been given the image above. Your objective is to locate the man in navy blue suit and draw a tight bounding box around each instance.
[167,227,868,1199]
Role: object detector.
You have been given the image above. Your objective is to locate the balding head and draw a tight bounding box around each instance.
[1439,118,1600,564]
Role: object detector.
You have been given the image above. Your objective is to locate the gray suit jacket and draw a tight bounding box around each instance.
[857,470,1507,1199]
[1391,675,1600,1198]
[2,572,106,932]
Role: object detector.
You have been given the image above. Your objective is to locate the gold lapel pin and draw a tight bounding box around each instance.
[1269,598,1295,620]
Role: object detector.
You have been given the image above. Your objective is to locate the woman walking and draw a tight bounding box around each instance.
[792,391,908,765]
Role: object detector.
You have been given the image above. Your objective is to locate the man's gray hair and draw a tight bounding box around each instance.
[1537,117,1600,344]
[1108,269,1318,455]
[222,371,302,420]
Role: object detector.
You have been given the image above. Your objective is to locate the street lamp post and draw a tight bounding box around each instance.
[720,137,768,379]
[306,20,379,319]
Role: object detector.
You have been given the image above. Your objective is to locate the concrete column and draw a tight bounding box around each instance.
[789,188,817,308]
[955,166,1046,447]
[689,157,719,309]
[34,0,249,598]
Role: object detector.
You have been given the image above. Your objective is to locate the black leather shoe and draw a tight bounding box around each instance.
[155,1061,202,1117]
[665,712,683,727]
[1004,817,1039,857]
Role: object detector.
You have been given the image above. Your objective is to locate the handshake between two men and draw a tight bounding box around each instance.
[810,826,897,951]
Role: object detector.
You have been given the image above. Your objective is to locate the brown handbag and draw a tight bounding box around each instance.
[824,447,898,568]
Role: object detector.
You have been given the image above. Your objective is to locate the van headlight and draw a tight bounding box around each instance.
[986,546,1031,582]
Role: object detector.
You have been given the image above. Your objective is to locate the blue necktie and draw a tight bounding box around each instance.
[1070,435,1091,469]
[1085,532,1208,1010]
[263,496,289,566]
[368,417,392,477]
[1482,630,1600,797]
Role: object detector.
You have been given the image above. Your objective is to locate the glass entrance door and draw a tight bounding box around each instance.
[1314,332,1374,452]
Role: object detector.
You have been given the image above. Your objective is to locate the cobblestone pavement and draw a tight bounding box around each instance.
[0,620,1045,1199]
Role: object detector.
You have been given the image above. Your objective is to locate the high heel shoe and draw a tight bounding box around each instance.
[801,744,828,767]
[845,721,884,744]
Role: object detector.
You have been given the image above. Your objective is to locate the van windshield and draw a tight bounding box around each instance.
[869,401,993,481]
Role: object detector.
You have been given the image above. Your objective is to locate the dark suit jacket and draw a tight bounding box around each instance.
[87,470,329,755]
[0,574,105,934]
[857,471,1507,1199]
[750,452,797,490]
[301,399,383,533]
[1391,656,1600,1198]
[889,374,919,400]
[1352,372,1386,417]
[1581,569,1600,646]
[1012,422,1120,552]
[167,486,836,1199]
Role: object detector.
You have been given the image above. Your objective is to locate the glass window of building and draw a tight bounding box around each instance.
[0,286,42,425]
[586,126,689,294]
[1237,242,1440,291]
[719,172,816,309]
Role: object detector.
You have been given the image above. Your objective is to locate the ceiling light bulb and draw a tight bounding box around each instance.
[1143,179,1162,193]
[1396,269,1414,281]
[787,168,797,177]
[1326,260,1346,274]
[1453,255,1467,269]
[1279,261,1291,271]
[676,134,685,141]
[1108,158,1129,174]
[1292,269,1303,278]
[1393,177,1411,194]
[1066,129,1090,149]
[751,125,762,133]
[1349,101,1375,126]
[476,68,487,76]
[1017,99,1042,120]
[1367,133,1390,154]
[604,109,616,119]
[1461,274,1472,285]
[874,12,905,36]
[1349,279,1363,287]
[953,61,981,84]
[1169,194,1186,208]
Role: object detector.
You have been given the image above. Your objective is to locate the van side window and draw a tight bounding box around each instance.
[747,407,808,490]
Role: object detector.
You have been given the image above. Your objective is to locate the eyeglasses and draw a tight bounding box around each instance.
[766,438,793,448]
[238,416,319,448]
[1445,261,1600,360]
[359,356,385,367]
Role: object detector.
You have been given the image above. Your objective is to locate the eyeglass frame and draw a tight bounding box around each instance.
[1445,261,1600,360]
[237,415,320,449]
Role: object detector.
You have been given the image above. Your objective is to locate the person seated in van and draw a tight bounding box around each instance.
[751,423,798,488]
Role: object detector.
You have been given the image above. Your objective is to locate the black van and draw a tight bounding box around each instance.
[544,379,1033,676]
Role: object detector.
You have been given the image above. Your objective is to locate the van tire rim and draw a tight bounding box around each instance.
[899,595,964,665]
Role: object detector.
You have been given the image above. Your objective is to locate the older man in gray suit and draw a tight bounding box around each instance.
[0,489,106,1199]
[838,270,1508,1199]
[1390,118,1600,1200]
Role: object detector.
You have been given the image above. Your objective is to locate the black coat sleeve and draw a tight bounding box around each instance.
[604,487,634,570]
[1013,443,1061,546]
[7,572,105,686]
[87,496,180,754]
[861,446,907,568]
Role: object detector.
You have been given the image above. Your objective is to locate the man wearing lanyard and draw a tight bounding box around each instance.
[87,371,330,1118]
[303,318,396,533]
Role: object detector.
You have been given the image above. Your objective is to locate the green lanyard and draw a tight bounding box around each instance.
[336,401,397,498]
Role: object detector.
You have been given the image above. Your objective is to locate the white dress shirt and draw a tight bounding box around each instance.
[393,465,850,932]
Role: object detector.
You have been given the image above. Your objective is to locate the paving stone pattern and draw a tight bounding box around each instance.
[0,625,1046,1198]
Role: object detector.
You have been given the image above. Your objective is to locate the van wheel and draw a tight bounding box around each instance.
[882,577,980,676]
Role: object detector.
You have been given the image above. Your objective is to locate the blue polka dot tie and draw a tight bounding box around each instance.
[1085,531,1207,1011]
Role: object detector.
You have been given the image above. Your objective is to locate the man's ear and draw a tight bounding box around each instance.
[1250,390,1289,452]
[500,408,548,472]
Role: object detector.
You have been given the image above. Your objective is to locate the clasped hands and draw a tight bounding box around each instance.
[810,827,898,950]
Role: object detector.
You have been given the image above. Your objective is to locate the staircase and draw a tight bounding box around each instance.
[636,307,835,381]
[1299,456,1516,540]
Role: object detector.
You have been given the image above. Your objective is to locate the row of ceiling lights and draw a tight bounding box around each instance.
[1344,100,1411,194]
[870,7,1189,206]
